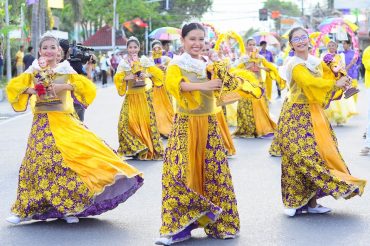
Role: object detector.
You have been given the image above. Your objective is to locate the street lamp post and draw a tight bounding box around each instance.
[112,0,117,51]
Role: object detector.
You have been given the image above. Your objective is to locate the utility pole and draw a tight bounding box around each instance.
[165,0,170,10]
[5,0,11,81]
[301,0,304,16]
[112,0,117,50]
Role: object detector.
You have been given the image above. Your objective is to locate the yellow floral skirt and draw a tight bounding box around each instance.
[280,103,366,209]
[234,97,276,138]
[152,85,175,137]
[117,90,163,160]
[11,112,143,220]
[160,113,240,238]
[269,98,289,157]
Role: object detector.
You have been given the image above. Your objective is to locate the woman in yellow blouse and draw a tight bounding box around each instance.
[279,27,366,217]
[114,36,163,160]
[233,38,279,138]
[5,33,143,225]
[156,23,263,245]
[150,40,175,137]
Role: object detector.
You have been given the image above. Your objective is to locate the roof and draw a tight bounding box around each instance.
[82,25,127,47]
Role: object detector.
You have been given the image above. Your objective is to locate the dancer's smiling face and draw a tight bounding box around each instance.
[181,29,205,59]
[289,29,309,53]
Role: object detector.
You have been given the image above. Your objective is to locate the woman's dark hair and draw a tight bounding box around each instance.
[343,40,351,45]
[181,23,205,38]
[246,38,255,45]
[151,40,162,49]
[288,27,308,43]
[127,36,140,48]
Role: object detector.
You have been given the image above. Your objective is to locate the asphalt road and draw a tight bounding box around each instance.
[1,83,369,246]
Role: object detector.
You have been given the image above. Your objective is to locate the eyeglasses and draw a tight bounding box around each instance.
[291,35,308,44]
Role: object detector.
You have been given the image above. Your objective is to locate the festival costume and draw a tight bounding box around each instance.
[278,55,366,209]
[151,51,175,137]
[159,53,262,240]
[6,60,143,221]
[114,56,164,160]
[233,54,281,138]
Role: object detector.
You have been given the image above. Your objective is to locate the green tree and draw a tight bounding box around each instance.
[51,0,212,42]
[263,0,301,17]
[263,0,300,34]
[243,27,260,41]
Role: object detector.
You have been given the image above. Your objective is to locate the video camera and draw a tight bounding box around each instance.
[69,41,96,64]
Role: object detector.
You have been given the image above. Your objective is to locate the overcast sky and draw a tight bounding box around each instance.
[200,0,328,33]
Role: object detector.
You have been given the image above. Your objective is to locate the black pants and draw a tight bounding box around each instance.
[276,82,281,97]
[102,70,107,86]
[74,103,85,122]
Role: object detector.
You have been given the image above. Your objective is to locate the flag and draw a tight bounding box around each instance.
[48,0,64,9]
[123,21,133,32]
[26,0,38,5]
[132,18,148,28]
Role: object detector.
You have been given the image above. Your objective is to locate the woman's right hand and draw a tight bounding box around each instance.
[200,79,222,91]
[124,73,135,80]
[335,76,351,89]
[24,88,36,95]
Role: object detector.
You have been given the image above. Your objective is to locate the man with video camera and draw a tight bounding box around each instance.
[59,39,96,121]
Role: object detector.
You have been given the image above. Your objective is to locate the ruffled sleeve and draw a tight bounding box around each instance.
[146,65,164,87]
[6,73,33,112]
[69,74,97,108]
[229,68,263,99]
[292,64,338,106]
[165,64,201,110]
[362,47,370,88]
[113,71,127,96]
[261,58,286,100]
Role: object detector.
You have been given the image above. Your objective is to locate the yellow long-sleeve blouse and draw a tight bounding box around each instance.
[114,58,164,96]
[6,61,96,113]
[289,63,338,107]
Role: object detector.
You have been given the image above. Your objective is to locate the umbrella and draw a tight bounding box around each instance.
[149,27,181,41]
[318,18,358,32]
[252,32,280,45]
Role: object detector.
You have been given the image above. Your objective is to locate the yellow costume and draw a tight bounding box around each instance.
[6,60,143,220]
[278,55,365,209]
[114,56,164,160]
[233,53,282,138]
[149,55,174,137]
[160,53,262,240]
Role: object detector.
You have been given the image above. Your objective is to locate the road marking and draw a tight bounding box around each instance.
[0,111,32,126]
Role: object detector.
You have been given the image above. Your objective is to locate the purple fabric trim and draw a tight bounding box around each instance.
[32,176,143,220]
[71,92,87,109]
[154,58,161,64]
[262,132,274,138]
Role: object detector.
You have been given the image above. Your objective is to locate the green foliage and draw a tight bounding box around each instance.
[263,0,301,17]
[51,0,212,41]
[243,27,260,41]
[0,25,18,36]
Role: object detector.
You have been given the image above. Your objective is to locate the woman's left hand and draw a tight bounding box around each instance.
[48,84,73,94]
